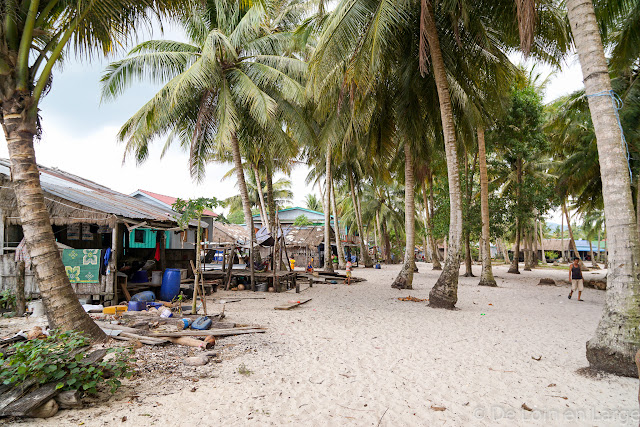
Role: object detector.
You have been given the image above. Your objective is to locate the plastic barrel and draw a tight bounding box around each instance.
[130,291,155,302]
[159,268,181,301]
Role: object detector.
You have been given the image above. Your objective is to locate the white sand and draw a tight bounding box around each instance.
[23,263,638,426]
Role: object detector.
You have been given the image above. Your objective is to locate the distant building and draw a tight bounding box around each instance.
[130,190,218,250]
[252,207,329,227]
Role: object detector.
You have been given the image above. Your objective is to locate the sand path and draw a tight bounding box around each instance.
[23,263,638,426]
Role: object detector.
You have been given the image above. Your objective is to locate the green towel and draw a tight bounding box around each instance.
[62,249,100,284]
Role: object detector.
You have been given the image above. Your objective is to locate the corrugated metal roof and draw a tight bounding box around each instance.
[0,158,205,227]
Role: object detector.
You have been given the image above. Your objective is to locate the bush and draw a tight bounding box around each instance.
[0,290,16,311]
[0,330,134,394]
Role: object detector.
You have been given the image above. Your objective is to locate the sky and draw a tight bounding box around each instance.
[0,25,585,221]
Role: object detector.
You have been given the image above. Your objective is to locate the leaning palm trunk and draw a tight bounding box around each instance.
[323,151,334,272]
[3,104,105,340]
[392,143,416,289]
[423,1,462,308]
[567,0,640,377]
[477,127,496,286]
[349,172,373,267]
[253,166,270,233]
[231,135,255,290]
[331,180,346,269]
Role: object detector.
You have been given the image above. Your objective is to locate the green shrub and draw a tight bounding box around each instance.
[0,290,16,311]
[0,330,134,394]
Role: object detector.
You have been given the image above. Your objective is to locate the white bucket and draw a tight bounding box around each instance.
[28,300,45,317]
[151,271,163,285]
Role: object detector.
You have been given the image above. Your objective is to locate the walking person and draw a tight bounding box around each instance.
[568,257,584,301]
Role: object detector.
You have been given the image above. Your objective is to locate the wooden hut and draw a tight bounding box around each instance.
[0,158,206,304]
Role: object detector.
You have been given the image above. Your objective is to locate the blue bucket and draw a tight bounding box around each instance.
[159,268,181,301]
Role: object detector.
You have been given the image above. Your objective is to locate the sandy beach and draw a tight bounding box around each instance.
[14,263,638,426]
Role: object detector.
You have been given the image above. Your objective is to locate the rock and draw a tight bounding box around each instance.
[30,399,58,418]
[184,356,209,366]
[587,280,607,290]
[54,390,82,409]
[238,284,245,291]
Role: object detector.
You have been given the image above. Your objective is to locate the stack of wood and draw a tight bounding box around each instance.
[0,347,106,419]
[298,271,366,284]
[96,312,265,348]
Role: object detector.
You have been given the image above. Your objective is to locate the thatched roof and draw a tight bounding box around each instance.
[282,225,335,247]
[208,222,250,245]
[0,158,203,229]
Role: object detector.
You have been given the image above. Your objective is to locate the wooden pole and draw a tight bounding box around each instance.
[225,246,235,290]
[112,224,121,304]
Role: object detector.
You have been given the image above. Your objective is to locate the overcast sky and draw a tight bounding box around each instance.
[0,24,584,222]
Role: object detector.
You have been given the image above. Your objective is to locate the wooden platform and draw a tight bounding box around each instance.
[203,269,298,292]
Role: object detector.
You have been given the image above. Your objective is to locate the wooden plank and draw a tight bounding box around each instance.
[274,298,312,310]
[149,328,265,338]
[0,380,36,412]
[0,383,58,417]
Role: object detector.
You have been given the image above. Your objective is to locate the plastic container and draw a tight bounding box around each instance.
[191,316,212,330]
[128,301,146,311]
[131,270,148,283]
[181,318,193,329]
[131,291,156,302]
[151,271,163,285]
[103,305,128,315]
[159,269,181,301]
[146,302,163,309]
[159,307,173,318]
[255,283,268,292]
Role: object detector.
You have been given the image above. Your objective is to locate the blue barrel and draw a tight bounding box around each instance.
[159,268,181,301]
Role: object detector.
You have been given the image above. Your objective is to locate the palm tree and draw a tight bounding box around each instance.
[102,0,310,290]
[0,0,193,339]
[305,194,323,212]
[477,126,497,286]
[566,0,640,377]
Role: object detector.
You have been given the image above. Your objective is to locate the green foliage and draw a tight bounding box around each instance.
[0,331,134,395]
[545,251,558,260]
[0,290,16,311]
[227,209,245,224]
[172,197,220,229]
[293,215,312,226]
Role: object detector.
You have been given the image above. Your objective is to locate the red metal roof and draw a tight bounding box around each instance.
[137,189,218,217]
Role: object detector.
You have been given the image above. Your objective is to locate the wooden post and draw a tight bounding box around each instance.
[15,260,26,316]
[225,246,235,290]
[158,230,167,271]
[112,224,121,304]
[222,248,227,272]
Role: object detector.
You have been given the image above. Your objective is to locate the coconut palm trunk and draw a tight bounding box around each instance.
[567,0,640,377]
[477,127,496,286]
[392,142,416,289]
[427,174,442,269]
[349,172,373,267]
[539,221,547,264]
[231,134,255,290]
[562,199,586,269]
[382,218,392,263]
[423,1,462,308]
[376,210,384,262]
[508,158,522,274]
[355,186,373,267]
[499,238,510,264]
[323,150,334,272]
[421,188,432,263]
[3,105,105,340]
[331,180,346,269]
[253,166,270,232]
[524,232,533,271]
[588,240,599,269]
